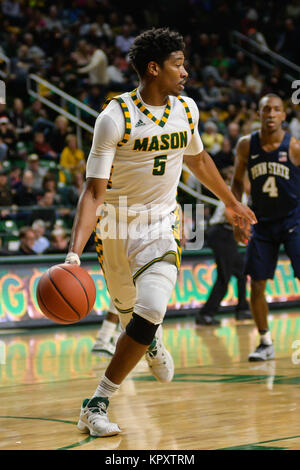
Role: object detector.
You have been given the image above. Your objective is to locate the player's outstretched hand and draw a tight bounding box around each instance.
[225,201,257,244]
[65,252,81,265]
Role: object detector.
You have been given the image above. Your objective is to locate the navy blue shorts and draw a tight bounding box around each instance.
[244,213,300,280]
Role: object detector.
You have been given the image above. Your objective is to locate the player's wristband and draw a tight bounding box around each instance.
[65,252,81,266]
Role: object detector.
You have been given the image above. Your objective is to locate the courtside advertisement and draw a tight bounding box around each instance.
[0,253,299,327]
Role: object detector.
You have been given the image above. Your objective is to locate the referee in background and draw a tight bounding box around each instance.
[195,166,252,326]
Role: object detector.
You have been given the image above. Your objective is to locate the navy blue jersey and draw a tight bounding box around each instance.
[248,131,300,221]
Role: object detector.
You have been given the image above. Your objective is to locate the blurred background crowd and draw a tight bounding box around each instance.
[0,0,299,255]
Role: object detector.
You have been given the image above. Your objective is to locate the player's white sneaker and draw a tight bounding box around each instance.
[77,397,121,437]
[91,337,116,356]
[145,325,174,383]
[248,342,275,361]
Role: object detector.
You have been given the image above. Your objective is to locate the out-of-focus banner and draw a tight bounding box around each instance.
[0,253,299,328]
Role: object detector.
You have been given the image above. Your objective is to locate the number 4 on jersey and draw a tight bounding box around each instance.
[262,176,278,198]
[153,155,167,175]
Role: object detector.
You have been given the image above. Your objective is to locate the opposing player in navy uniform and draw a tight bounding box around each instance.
[232,93,300,361]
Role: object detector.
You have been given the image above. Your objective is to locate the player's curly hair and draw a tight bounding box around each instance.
[128,27,185,77]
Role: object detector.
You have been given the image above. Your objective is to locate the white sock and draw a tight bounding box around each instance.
[97,319,117,342]
[92,375,120,398]
[260,330,272,346]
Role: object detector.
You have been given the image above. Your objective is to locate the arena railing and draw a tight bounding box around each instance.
[27,73,99,149]
[230,30,300,82]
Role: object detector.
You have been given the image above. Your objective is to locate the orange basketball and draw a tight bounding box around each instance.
[37,264,96,324]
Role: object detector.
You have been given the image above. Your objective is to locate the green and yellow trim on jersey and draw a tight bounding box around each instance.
[115,97,131,147]
[115,305,134,314]
[107,165,114,189]
[177,96,195,135]
[94,225,104,269]
[102,95,131,147]
[130,90,171,128]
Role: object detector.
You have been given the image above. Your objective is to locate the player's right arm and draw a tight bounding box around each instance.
[66,102,124,264]
[67,177,108,263]
[231,135,251,244]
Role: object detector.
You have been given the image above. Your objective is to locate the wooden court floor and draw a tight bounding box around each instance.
[1,309,300,450]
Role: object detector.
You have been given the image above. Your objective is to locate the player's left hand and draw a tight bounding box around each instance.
[225,201,257,229]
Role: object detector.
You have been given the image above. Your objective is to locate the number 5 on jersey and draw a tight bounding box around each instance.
[153,155,167,175]
[262,176,278,198]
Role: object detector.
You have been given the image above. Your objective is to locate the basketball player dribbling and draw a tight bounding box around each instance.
[232,94,300,361]
[65,27,257,437]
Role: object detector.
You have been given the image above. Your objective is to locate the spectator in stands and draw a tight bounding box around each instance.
[0,104,9,120]
[42,172,62,205]
[23,32,45,61]
[276,18,300,63]
[264,65,288,99]
[29,190,56,229]
[107,55,127,90]
[59,134,86,183]
[10,44,32,83]
[198,76,223,111]
[0,168,13,218]
[245,63,263,96]
[25,100,50,133]
[213,137,235,170]
[228,78,250,107]
[33,131,58,160]
[229,51,251,79]
[0,136,8,162]
[25,154,47,191]
[9,98,32,142]
[95,14,113,40]
[9,165,22,191]
[115,25,135,54]
[77,42,109,86]
[66,170,85,206]
[71,40,90,67]
[14,169,39,206]
[32,219,50,254]
[48,115,70,155]
[286,0,300,20]
[0,116,16,156]
[226,122,241,150]
[14,227,36,255]
[201,121,224,155]
[290,109,300,140]
[2,31,19,57]
[44,5,63,32]
[1,0,23,24]
[45,228,69,254]
[15,141,28,161]
[85,84,106,111]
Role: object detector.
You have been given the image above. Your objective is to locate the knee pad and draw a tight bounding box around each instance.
[125,313,159,345]
[134,261,177,324]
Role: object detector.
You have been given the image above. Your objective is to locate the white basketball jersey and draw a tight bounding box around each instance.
[103,90,198,217]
